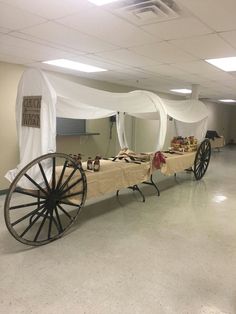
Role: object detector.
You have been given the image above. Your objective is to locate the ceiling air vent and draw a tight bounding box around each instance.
[108,0,182,25]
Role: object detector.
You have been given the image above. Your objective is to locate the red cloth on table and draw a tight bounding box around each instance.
[153,151,166,169]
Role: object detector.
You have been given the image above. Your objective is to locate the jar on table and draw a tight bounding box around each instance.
[87,157,93,170]
[77,154,82,168]
[93,156,100,172]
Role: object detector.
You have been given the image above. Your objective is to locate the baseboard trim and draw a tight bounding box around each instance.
[0,189,8,195]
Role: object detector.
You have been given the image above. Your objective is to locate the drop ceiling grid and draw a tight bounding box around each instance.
[20,21,120,54]
[9,31,88,56]
[0,0,235,99]
[56,8,160,48]
[0,34,80,62]
[0,0,94,20]
[170,33,236,59]
[176,0,236,32]
[0,2,46,31]
[141,16,213,41]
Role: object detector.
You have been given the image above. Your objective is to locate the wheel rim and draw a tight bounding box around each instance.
[4,153,87,246]
[194,139,211,180]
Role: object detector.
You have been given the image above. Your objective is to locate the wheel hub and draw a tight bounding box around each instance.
[45,191,60,211]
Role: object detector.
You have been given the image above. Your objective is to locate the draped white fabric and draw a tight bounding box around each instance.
[5,68,57,188]
[5,68,209,186]
[174,118,208,142]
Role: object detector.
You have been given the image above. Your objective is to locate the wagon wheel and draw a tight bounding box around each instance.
[193,139,211,180]
[4,153,87,246]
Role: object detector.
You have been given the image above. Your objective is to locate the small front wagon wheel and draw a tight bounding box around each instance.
[4,153,87,246]
[193,139,211,180]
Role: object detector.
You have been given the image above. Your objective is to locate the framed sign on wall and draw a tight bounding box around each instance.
[22,96,42,128]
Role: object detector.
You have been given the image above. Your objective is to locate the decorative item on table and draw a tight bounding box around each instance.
[87,157,93,170]
[153,151,166,169]
[115,148,152,162]
[171,136,198,152]
[93,155,101,172]
[68,153,83,168]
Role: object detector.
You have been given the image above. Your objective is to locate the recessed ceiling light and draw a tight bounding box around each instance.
[43,59,107,73]
[170,89,192,94]
[205,56,236,71]
[219,99,236,103]
[88,0,120,5]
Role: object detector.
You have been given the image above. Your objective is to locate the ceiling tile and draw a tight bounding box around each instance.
[171,33,236,59]
[129,41,196,63]
[21,22,117,53]
[95,49,159,67]
[140,64,188,77]
[142,17,212,40]
[0,26,10,34]
[174,60,236,81]
[57,8,157,48]
[174,60,225,74]
[0,2,46,31]
[1,0,93,19]
[220,30,236,50]
[0,34,77,62]
[10,31,85,55]
[177,0,236,32]
[0,52,33,64]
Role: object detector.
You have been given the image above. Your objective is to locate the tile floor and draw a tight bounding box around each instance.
[0,146,236,314]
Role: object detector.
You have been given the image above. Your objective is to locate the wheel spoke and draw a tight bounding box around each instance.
[54,206,63,233]
[57,204,74,222]
[10,200,45,210]
[60,200,81,207]
[52,157,56,190]
[15,189,47,199]
[11,203,46,226]
[56,160,68,190]
[20,207,47,238]
[48,210,53,239]
[51,216,60,233]
[24,173,48,196]
[196,166,202,178]
[60,177,83,196]
[38,162,51,192]
[33,209,49,241]
[60,191,83,200]
[58,168,77,193]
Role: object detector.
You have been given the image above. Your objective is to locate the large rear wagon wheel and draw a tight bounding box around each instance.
[4,153,87,246]
[193,139,211,180]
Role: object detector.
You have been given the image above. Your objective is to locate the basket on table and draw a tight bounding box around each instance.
[171,136,198,152]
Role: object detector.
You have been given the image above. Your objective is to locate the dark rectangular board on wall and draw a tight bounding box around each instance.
[56,118,86,135]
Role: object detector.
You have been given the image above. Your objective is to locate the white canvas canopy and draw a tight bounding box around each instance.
[6,68,208,187]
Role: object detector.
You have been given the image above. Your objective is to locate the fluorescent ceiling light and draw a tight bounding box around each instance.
[88,0,120,6]
[43,59,107,73]
[170,89,192,94]
[205,56,236,71]
[219,99,236,103]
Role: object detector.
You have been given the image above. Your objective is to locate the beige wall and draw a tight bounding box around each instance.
[204,100,232,143]
[0,63,24,189]
[228,106,236,143]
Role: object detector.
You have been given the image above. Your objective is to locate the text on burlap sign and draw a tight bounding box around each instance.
[22,96,42,128]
